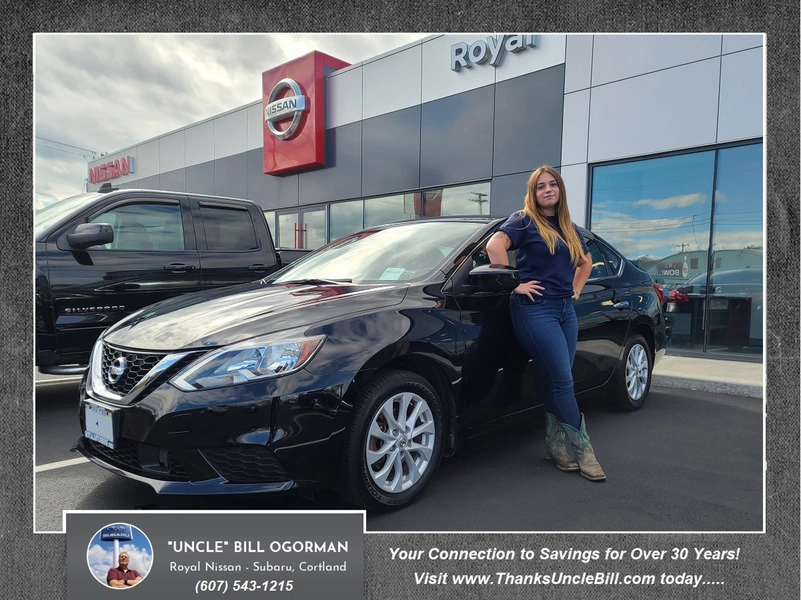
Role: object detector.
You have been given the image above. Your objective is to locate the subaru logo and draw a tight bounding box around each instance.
[264,78,308,141]
[108,356,126,384]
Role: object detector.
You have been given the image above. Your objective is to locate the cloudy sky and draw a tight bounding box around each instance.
[34,34,427,210]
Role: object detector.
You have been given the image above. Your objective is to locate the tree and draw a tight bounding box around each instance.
[634,255,660,270]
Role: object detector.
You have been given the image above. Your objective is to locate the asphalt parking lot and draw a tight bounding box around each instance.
[35,377,762,533]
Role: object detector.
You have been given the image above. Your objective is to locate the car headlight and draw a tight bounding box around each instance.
[170,333,325,391]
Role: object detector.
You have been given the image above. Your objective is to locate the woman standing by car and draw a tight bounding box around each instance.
[486,166,606,481]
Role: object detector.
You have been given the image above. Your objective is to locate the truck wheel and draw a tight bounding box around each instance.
[338,369,443,511]
[609,333,653,411]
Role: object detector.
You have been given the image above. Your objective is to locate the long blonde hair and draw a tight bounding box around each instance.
[516,166,586,267]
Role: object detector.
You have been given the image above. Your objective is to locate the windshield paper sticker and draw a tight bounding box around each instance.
[379,268,406,280]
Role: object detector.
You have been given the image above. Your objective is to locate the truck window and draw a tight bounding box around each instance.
[89,203,184,251]
[200,205,259,251]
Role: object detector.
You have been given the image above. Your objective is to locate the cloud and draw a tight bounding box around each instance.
[34,34,427,210]
[633,193,709,210]
[591,210,711,258]
[711,229,764,250]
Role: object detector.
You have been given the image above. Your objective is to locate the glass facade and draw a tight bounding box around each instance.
[590,142,763,358]
[364,193,420,229]
[328,200,363,242]
[270,181,491,250]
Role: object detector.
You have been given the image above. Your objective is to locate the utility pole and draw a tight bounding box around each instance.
[470,192,489,214]
[676,243,691,252]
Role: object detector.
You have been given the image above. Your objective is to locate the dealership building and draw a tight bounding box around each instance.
[86,34,765,358]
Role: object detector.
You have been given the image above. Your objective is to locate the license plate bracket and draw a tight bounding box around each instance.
[84,401,116,449]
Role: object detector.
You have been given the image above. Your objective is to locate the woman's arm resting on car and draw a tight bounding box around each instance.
[486,231,512,265]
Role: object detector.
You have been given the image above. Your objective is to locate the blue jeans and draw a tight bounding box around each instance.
[509,294,581,429]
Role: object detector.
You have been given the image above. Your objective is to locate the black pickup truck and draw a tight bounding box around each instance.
[35,184,293,374]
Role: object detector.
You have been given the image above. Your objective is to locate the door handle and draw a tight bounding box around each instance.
[613,300,630,310]
[248,264,267,271]
[164,264,196,271]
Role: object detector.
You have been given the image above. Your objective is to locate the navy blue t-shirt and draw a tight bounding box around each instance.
[499,212,589,299]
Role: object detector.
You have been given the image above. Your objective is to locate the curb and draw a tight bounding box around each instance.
[653,375,763,399]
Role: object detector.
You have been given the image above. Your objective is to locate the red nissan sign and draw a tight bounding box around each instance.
[262,51,350,175]
[88,156,135,183]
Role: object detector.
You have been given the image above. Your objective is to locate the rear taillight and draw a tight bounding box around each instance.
[652,283,664,305]
[666,290,690,303]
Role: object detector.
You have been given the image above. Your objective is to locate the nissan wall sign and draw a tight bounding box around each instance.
[262,51,350,175]
[451,35,538,71]
[265,78,308,140]
[88,155,135,183]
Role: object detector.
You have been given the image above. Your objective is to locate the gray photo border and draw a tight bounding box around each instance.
[3,4,798,599]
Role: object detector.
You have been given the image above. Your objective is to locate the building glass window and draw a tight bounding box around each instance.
[303,208,326,250]
[277,212,297,249]
[264,211,276,239]
[428,182,491,216]
[329,200,364,242]
[706,143,763,355]
[589,142,763,358]
[364,193,420,228]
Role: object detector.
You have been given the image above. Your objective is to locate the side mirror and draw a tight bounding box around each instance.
[66,223,113,250]
[469,264,520,292]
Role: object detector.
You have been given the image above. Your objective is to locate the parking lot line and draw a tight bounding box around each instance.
[35,457,89,472]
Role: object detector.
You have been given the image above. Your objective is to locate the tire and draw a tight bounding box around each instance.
[609,333,653,411]
[337,369,444,511]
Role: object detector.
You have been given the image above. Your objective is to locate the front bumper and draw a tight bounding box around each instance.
[74,368,357,495]
[72,437,295,494]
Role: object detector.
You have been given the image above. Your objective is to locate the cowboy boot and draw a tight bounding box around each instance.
[544,412,579,471]
[561,414,606,481]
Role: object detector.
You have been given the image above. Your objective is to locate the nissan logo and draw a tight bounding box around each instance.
[265,78,308,140]
[108,356,126,384]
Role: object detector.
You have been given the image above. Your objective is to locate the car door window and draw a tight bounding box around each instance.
[587,240,610,280]
[89,203,184,251]
[598,241,621,275]
[466,237,516,270]
[199,205,259,251]
[449,235,516,290]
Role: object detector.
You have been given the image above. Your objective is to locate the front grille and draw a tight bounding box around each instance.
[101,345,164,396]
[85,438,189,481]
[201,446,290,483]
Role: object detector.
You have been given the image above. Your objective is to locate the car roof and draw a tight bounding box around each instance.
[100,188,262,208]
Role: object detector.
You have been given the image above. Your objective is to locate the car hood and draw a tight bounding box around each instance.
[103,280,408,351]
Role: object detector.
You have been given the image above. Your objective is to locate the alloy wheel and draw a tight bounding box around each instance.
[365,391,436,494]
[625,343,650,401]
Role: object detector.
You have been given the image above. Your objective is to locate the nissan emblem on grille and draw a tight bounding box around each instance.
[108,356,126,384]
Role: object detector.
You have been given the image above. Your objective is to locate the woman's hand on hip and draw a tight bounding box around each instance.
[513,281,543,300]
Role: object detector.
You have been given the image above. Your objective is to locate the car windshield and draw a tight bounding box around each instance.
[35,192,103,238]
[269,221,486,284]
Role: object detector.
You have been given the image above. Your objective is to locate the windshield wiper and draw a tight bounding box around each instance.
[278,278,353,285]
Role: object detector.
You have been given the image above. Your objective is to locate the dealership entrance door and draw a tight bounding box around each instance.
[276,207,326,250]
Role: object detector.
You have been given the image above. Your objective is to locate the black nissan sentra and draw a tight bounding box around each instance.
[74,218,666,510]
